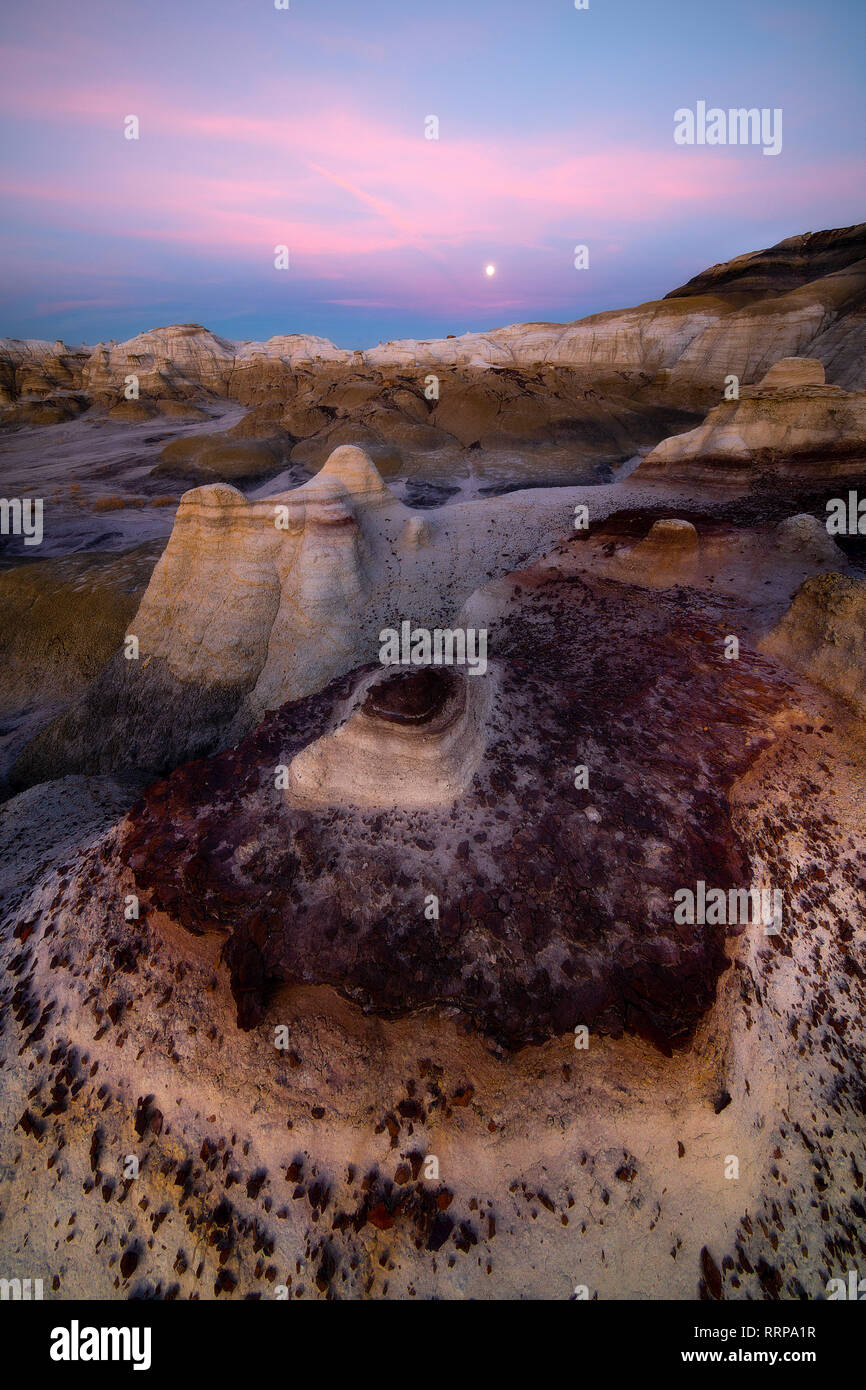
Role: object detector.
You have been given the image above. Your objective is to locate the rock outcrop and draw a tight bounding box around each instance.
[118,566,792,1044]
[10,447,596,788]
[154,431,291,483]
[664,224,866,301]
[774,512,842,564]
[554,508,847,602]
[287,667,492,810]
[610,517,700,586]
[634,360,866,486]
[755,356,825,389]
[2,225,865,442]
[760,572,866,716]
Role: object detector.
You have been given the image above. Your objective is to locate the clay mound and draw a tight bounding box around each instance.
[227,403,293,440]
[756,357,825,389]
[635,379,866,486]
[291,424,405,476]
[117,571,791,1047]
[155,399,210,420]
[1,395,87,427]
[774,513,842,563]
[107,399,157,422]
[154,431,288,481]
[760,572,866,716]
[107,399,210,423]
[287,667,492,808]
[611,518,700,586]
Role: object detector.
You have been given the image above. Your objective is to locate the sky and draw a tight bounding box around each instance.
[0,0,864,348]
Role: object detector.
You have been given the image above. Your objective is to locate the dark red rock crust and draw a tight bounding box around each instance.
[118,570,790,1048]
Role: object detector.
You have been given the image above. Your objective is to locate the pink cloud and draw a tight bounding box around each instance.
[0,51,860,284]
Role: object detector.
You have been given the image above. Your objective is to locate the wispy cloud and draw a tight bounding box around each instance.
[0,0,863,342]
[1,74,856,270]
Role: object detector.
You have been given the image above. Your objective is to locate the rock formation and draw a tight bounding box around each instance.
[663,223,866,301]
[634,358,866,486]
[3,216,866,1314]
[760,572,866,717]
[154,431,291,483]
[774,512,842,564]
[118,564,792,1044]
[610,517,700,586]
[3,224,866,464]
[10,446,600,788]
[755,356,826,389]
[545,507,848,601]
[287,667,492,809]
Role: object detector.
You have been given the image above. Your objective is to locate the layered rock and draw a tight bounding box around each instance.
[0,339,89,406]
[81,325,348,400]
[11,447,595,787]
[2,224,865,432]
[287,667,492,809]
[760,572,866,716]
[634,361,866,486]
[664,224,866,301]
[755,356,825,389]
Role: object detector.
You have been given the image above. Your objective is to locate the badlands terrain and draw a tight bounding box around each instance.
[0,224,864,1300]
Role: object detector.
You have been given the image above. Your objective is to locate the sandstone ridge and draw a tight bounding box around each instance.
[2,224,865,425]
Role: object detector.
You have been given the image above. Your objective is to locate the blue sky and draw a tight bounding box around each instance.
[0,0,864,346]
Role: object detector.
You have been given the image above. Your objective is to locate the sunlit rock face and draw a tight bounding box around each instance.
[634,360,866,486]
[10,447,594,789]
[117,564,791,1047]
[610,518,700,587]
[134,447,395,708]
[754,357,825,390]
[287,668,492,809]
[761,572,866,718]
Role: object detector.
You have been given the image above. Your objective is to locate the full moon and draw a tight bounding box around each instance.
[484,264,496,277]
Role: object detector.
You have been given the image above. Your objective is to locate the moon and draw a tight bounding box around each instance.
[484,264,496,277]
